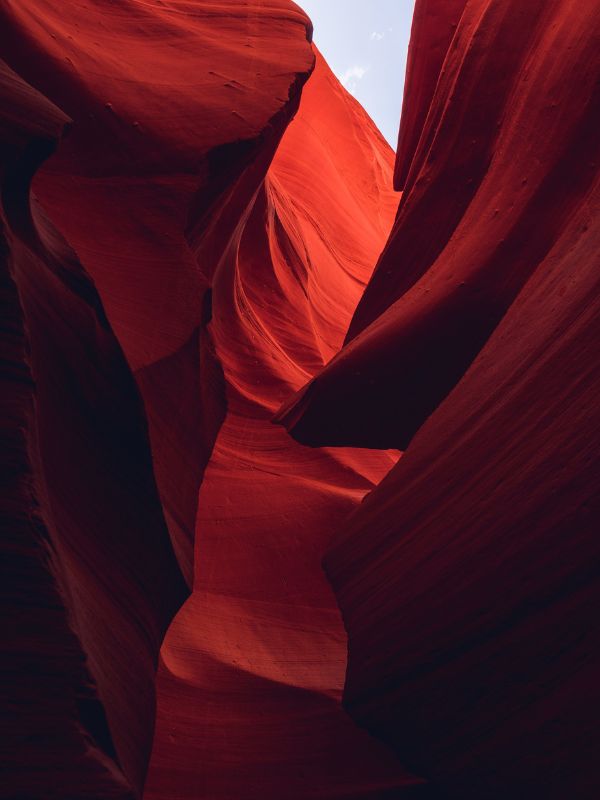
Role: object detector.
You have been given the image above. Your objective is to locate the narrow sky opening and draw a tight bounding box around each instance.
[298,0,415,150]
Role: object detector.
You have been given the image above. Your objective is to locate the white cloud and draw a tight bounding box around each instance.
[370,31,385,41]
[338,64,369,94]
[340,64,368,83]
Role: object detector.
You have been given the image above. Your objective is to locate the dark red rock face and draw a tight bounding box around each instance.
[277,0,600,451]
[2,1,598,799]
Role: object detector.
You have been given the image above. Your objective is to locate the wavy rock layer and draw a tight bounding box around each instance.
[393,0,468,191]
[326,196,600,798]
[276,1,600,798]
[1,3,423,798]
[277,0,599,450]
[144,51,430,800]
[0,1,316,797]
[3,0,598,798]
[0,59,186,799]
[1,0,315,584]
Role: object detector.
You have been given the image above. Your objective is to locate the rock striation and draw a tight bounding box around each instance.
[1,1,598,799]
[279,1,600,797]
[144,49,426,800]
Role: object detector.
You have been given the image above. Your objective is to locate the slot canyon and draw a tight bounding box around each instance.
[1,1,599,798]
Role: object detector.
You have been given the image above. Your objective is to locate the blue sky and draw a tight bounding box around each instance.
[298,0,416,149]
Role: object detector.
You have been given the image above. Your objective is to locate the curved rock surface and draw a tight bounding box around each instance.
[279,1,600,797]
[1,0,315,585]
[144,50,427,800]
[277,0,600,450]
[0,58,186,799]
[0,1,317,797]
[2,3,421,798]
[326,206,600,795]
[2,0,598,798]
[394,0,468,191]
